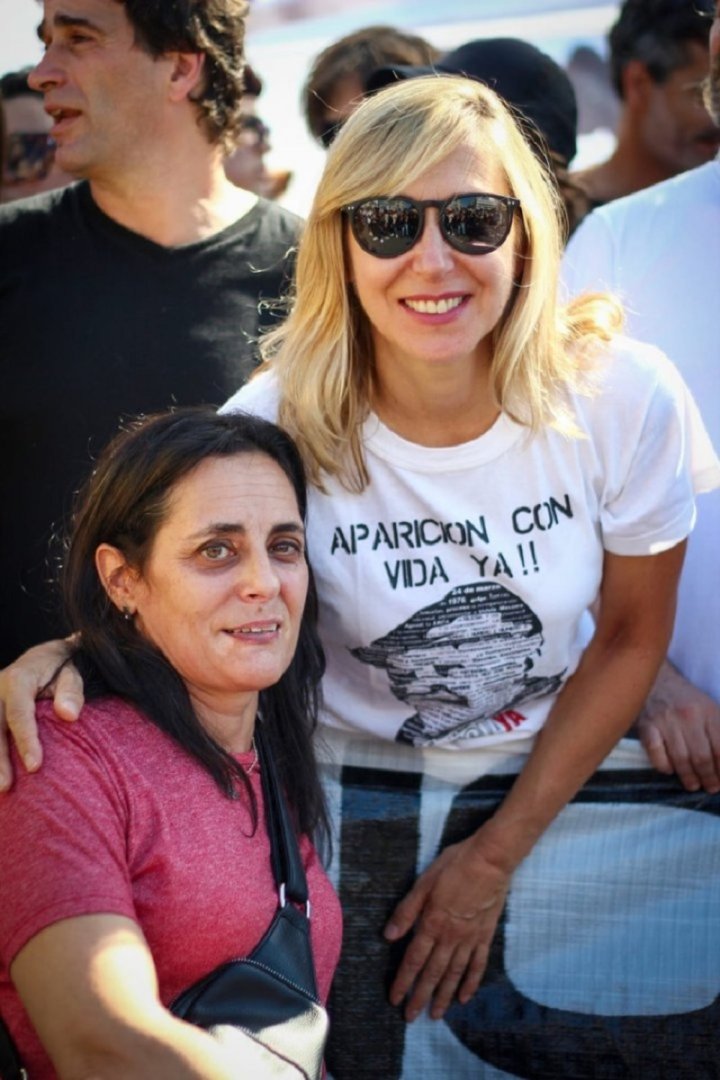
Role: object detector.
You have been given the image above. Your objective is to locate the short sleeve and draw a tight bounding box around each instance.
[0,707,136,967]
[219,369,280,421]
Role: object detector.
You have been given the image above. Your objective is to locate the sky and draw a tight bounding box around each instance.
[1,0,43,73]
[0,0,620,215]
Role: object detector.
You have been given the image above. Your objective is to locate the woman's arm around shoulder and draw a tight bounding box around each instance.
[0,639,83,789]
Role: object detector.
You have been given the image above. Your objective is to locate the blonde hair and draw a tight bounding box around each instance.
[258,75,621,490]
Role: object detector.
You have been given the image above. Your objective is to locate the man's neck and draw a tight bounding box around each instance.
[88,155,258,248]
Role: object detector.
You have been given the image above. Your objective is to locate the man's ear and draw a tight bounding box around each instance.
[167,50,206,104]
[621,59,654,111]
[95,544,141,618]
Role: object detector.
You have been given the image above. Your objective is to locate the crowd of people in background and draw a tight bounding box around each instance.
[4,2,718,216]
[0,0,719,1076]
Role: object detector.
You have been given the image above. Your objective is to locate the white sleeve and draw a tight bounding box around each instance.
[218,369,280,421]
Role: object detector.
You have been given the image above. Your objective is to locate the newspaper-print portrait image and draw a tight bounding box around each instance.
[352,581,565,746]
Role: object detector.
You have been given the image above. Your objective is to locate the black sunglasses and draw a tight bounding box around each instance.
[342,193,520,258]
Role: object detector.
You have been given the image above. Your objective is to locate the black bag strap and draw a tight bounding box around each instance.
[255,724,309,910]
[0,1014,27,1080]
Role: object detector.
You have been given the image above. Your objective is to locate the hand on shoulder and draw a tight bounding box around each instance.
[0,638,83,790]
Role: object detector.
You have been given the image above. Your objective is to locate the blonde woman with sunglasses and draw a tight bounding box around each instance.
[1,75,719,1078]
[224,73,719,1073]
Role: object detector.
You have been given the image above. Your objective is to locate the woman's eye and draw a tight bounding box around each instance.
[272,539,304,558]
[201,542,234,562]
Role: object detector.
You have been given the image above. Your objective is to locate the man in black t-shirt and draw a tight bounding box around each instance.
[0,0,302,663]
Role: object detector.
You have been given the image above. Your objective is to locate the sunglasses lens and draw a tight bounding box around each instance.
[350,198,421,257]
[442,195,514,253]
[4,133,56,184]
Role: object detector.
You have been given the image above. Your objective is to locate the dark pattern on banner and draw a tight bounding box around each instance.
[326,767,422,1078]
[325,766,720,1080]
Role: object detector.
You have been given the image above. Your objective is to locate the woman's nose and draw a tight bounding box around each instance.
[235,550,280,601]
[410,211,455,272]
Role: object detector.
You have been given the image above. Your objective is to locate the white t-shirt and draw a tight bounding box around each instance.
[562,160,720,701]
[223,338,719,749]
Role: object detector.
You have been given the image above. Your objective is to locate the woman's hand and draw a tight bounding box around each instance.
[0,638,82,789]
[384,835,512,1022]
[384,544,687,1025]
[637,660,720,794]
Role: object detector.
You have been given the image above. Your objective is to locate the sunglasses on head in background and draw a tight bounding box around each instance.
[239,114,271,148]
[3,132,56,184]
[342,193,520,258]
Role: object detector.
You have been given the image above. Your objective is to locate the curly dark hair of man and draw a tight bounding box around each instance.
[121,0,250,151]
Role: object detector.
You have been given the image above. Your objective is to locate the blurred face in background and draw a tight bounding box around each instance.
[638,40,720,171]
[224,97,291,199]
[1,91,72,202]
[224,105,271,191]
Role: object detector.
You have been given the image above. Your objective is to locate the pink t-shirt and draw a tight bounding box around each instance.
[0,698,342,1078]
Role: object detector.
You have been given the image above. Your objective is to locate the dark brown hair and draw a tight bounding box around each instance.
[609,0,714,97]
[118,0,250,150]
[303,24,440,142]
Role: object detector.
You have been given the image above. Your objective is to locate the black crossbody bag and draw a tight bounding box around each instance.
[0,727,328,1080]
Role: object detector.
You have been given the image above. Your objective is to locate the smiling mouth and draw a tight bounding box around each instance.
[224,622,280,637]
[404,297,464,315]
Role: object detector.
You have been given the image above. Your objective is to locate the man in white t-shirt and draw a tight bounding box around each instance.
[562,0,720,793]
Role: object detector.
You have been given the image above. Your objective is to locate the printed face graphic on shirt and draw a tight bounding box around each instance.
[351,581,565,746]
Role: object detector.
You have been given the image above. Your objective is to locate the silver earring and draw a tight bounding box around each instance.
[122,606,134,621]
